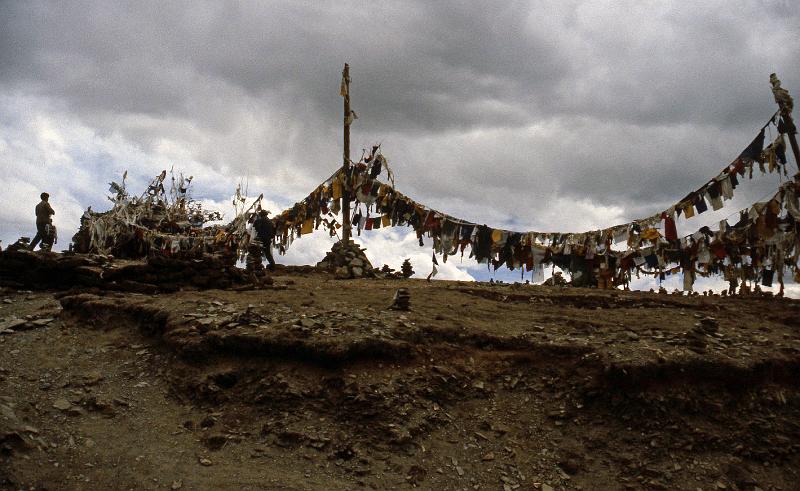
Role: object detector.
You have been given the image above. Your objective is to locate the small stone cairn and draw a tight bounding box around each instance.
[400,259,414,278]
[245,241,265,274]
[685,316,719,353]
[316,240,375,279]
[244,240,273,286]
[389,288,411,310]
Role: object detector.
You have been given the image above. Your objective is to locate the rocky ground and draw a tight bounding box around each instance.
[1,266,800,490]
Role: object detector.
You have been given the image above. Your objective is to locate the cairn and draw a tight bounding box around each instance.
[389,288,411,311]
[685,316,719,353]
[6,238,31,253]
[378,264,405,279]
[400,259,414,278]
[316,240,375,279]
[245,241,265,274]
[244,240,273,286]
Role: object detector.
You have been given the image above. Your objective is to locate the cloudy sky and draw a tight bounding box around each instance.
[1,1,799,290]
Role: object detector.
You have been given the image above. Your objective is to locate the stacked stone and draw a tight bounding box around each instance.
[684,316,719,353]
[316,240,375,279]
[245,241,266,274]
[389,288,411,310]
[378,264,405,279]
[543,271,568,286]
[400,259,414,279]
[243,241,274,287]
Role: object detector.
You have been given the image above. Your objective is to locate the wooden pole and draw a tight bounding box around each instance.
[341,63,352,242]
[770,73,800,173]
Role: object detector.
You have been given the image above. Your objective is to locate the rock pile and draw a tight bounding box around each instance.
[543,271,569,287]
[316,240,375,279]
[4,238,31,253]
[243,240,275,287]
[377,264,407,279]
[245,241,265,274]
[389,288,411,310]
[685,316,719,353]
[0,249,253,292]
[400,259,414,278]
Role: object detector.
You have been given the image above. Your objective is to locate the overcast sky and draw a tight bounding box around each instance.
[1,1,799,287]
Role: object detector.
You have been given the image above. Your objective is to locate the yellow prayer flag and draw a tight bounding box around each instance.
[332,179,342,200]
[301,218,314,235]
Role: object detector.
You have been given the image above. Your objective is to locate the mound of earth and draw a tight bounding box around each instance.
[1,268,799,490]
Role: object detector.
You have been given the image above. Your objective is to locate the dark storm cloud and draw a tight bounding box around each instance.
[3,1,796,131]
[1,0,799,237]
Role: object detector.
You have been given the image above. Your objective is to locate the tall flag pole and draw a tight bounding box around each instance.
[341,64,353,242]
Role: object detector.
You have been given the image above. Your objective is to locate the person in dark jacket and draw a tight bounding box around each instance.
[30,192,55,251]
[253,210,276,270]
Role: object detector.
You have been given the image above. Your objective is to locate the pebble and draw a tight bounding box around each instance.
[199,457,213,466]
[52,398,72,411]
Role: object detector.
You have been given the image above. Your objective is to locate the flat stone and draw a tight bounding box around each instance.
[0,319,26,331]
[52,398,72,411]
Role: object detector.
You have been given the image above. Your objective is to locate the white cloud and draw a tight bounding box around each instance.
[630,271,800,299]
[350,228,476,281]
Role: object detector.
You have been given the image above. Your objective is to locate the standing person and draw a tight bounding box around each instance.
[253,210,276,271]
[30,192,55,251]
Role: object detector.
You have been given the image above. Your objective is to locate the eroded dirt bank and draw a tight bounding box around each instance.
[2,273,800,490]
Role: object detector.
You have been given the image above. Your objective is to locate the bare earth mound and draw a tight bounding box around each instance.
[1,270,799,490]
